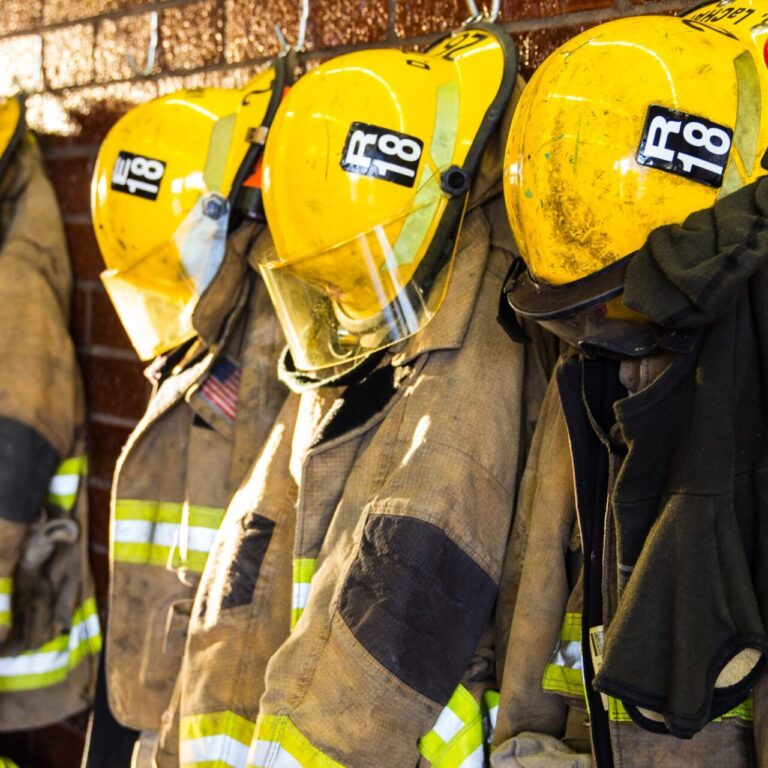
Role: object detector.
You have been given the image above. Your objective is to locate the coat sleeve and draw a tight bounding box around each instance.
[0,136,78,638]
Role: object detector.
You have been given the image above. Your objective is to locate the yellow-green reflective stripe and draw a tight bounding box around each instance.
[560,612,581,642]
[291,558,317,630]
[390,79,459,270]
[546,614,753,724]
[0,758,20,768]
[430,79,460,169]
[114,500,225,528]
[0,597,101,692]
[0,577,11,627]
[249,715,343,768]
[180,710,255,768]
[607,694,753,724]
[113,500,226,572]
[734,50,761,178]
[542,663,584,698]
[542,612,584,697]
[112,543,211,573]
[47,455,87,510]
[419,684,494,767]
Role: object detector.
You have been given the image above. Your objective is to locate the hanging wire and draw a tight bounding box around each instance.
[127,11,159,77]
[465,0,500,22]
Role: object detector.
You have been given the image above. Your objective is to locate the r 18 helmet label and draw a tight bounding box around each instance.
[636,105,733,187]
[341,122,423,188]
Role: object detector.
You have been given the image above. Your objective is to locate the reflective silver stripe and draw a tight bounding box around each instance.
[113,519,152,544]
[113,520,217,553]
[291,582,311,614]
[0,611,100,677]
[458,745,484,768]
[432,705,465,743]
[249,741,302,768]
[551,639,583,671]
[48,474,79,497]
[180,734,248,768]
[153,523,217,552]
[0,595,10,614]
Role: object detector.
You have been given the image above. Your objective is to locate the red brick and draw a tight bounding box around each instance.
[308,0,389,49]
[160,0,225,72]
[87,481,113,551]
[71,283,91,348]
[501,0,614,20]
[224,0,298,61]
[89,548,110,620]
[28,721,86,768]
[95,11,161,82]
[44,0,108,25]
[79,352,149,421]
[43,23,96,89]
[0,35,44,96]
[88,420,131,485]
[0,0,43,35]
[30,83,155,148]
[65,222,104,282]
[46,154,95,216]
[90,284,134,352]
[395,0,466,37]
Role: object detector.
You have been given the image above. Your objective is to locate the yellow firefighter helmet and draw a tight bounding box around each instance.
[259,23,517,371]
[502,13,768,354]
[91,64,284,360]
[0,96,24,183]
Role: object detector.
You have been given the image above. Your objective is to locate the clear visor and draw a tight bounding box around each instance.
[259,193,465,371]
[101,194,228,360]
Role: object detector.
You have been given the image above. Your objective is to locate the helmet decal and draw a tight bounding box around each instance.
[636,105,733,187]
[110,151,166,200]
[340,122,424,187]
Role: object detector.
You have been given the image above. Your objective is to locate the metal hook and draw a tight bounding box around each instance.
[273,23,290,55]
[273,0,309,56]
[465,0,500,22]
[127,11,159,77]
[296,0,310,52]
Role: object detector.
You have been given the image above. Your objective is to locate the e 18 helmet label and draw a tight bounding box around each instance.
[636,105,733,187]
[111,151,166,200]
[341,122,423,187]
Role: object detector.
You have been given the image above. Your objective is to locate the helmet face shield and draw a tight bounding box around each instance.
[260,188,465,370]
[261,23,517,371]
[100,193,229,359]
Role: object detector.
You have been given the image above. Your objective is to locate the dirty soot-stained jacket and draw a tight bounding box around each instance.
[105,221,286,732]
[493,177,768,767]
[152,200,554,768]
[0,129,99,728]
[492,367,766,768]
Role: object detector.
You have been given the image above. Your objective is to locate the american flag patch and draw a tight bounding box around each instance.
[199,357,241,422]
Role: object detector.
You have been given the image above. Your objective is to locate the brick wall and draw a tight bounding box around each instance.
[0,0,681,764]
